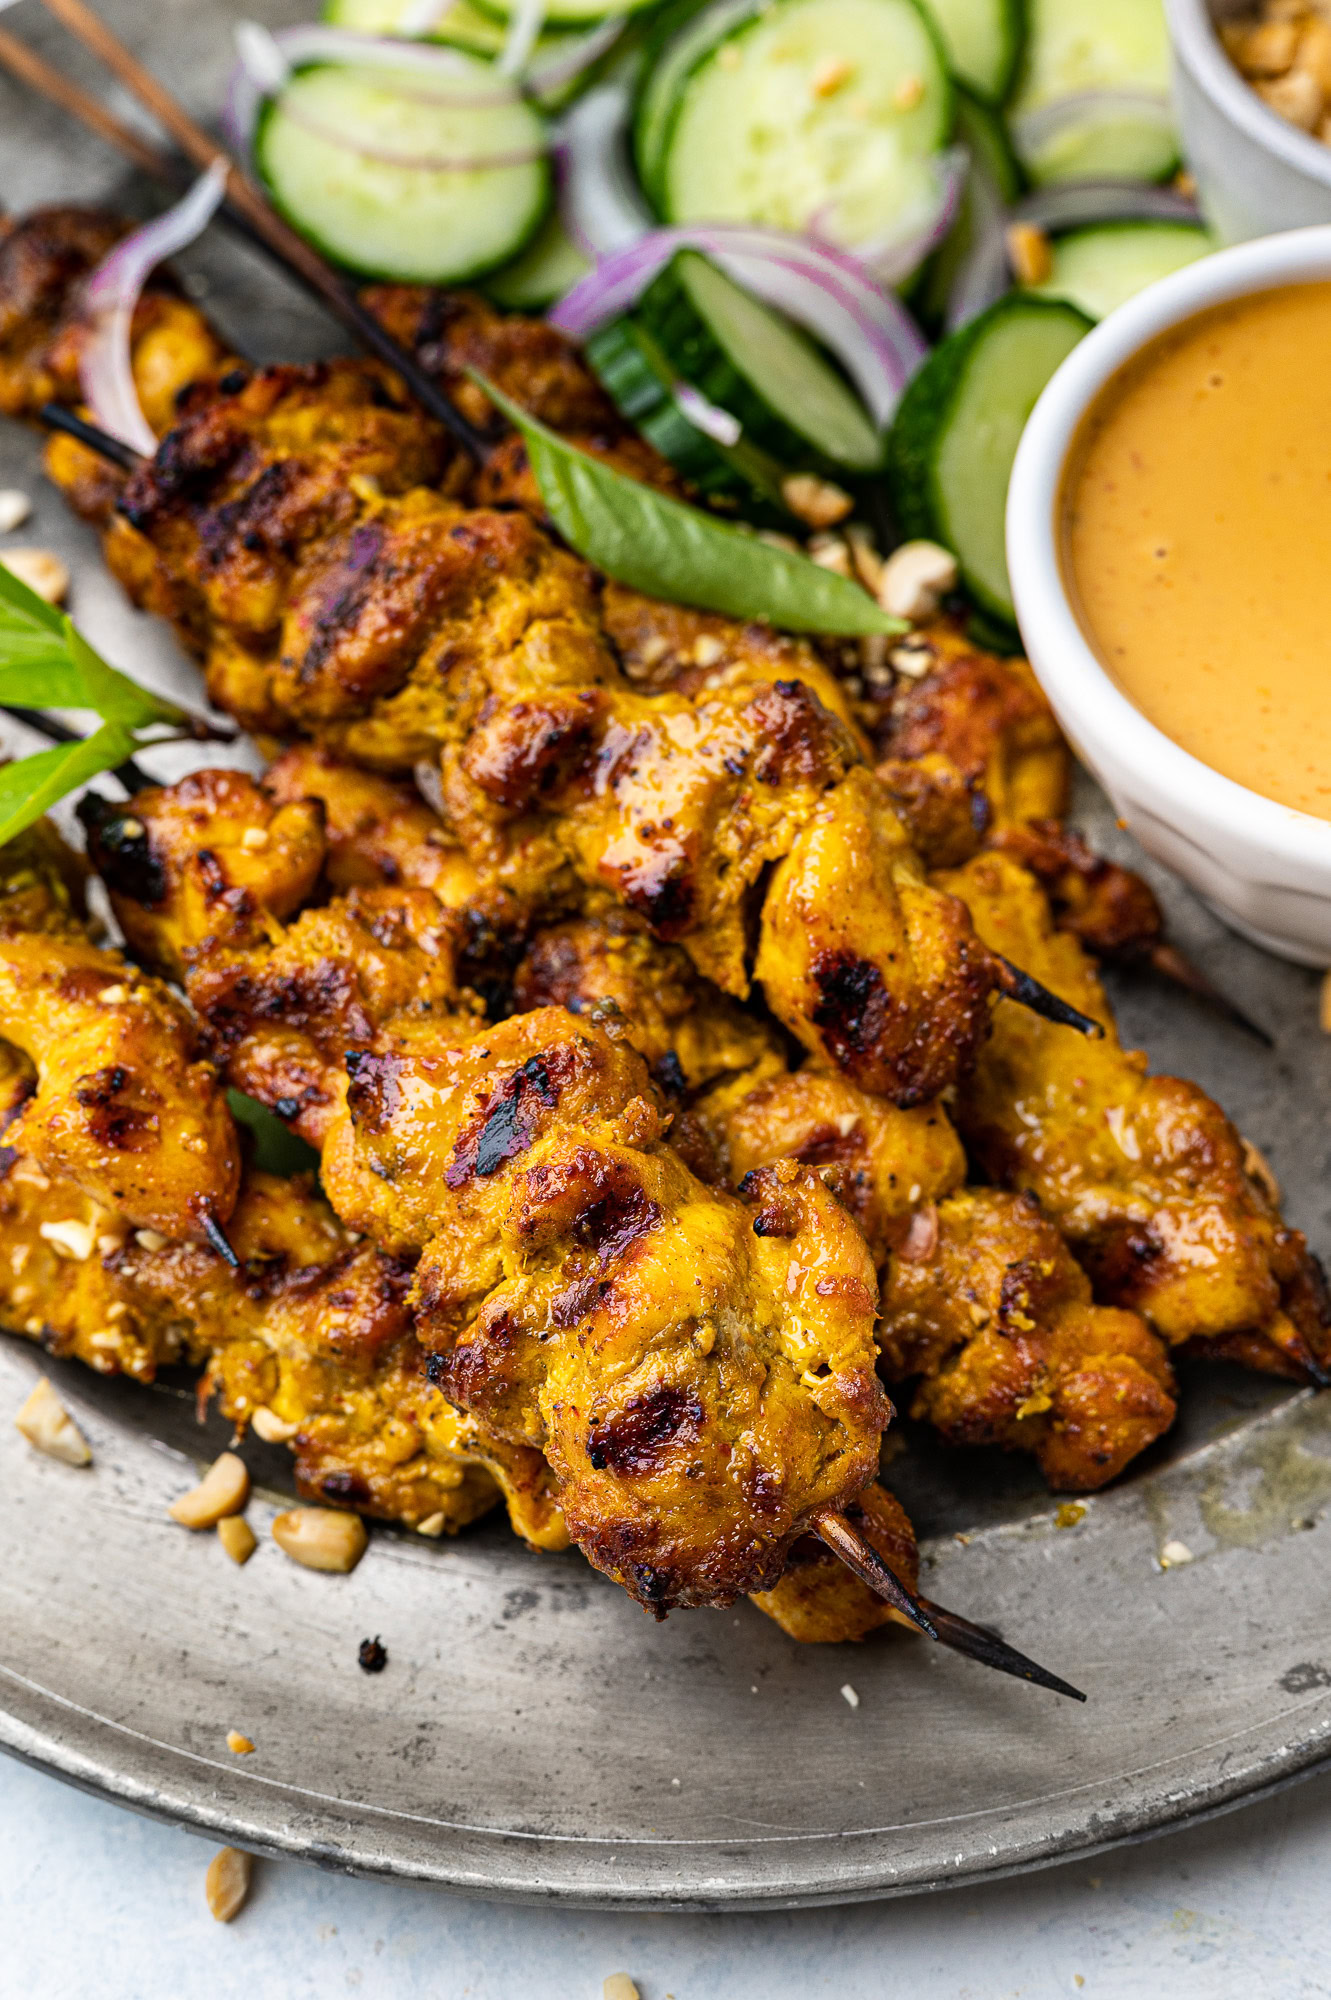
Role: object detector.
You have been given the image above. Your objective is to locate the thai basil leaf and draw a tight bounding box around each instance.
[471,374,904,638]
[0,722,139,846]
[0,563,184,726]
[227,1088,321,1178]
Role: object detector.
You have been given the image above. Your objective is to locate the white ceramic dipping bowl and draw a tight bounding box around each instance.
[1007,224,1331,968]
[1169,0,1331,243]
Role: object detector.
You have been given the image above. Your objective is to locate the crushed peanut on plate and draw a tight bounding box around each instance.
[205,1846,254,1923]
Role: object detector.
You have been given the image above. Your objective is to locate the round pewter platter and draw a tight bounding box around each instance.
[2,0,1331,1907]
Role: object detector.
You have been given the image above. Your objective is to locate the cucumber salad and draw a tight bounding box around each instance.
[226,0,1212,628]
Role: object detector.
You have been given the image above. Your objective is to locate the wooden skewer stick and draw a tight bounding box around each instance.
[2,704,151,795]
[816,1511,939,1639]
[817,1511,1086,1700]
[33,0,491,462]
[992,955,1104,1039]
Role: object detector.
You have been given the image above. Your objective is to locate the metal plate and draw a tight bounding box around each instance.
[1,0,1330,1907]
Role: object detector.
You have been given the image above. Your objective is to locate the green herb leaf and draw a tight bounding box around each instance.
[471,373,904,638]
[0,723,138,846]
[0,563,185,727]
[227,1089,321,1178]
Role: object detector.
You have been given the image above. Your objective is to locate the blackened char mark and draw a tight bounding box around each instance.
[74,1065,156,1152]
[445,1055,558,1190]
[299,520,388,682]
[78,797,166,909]
[586,1385,703,1476]
[196,459,300,572]
[810,950,890,1069]
[118,411,246,529]
[619,848,694,938]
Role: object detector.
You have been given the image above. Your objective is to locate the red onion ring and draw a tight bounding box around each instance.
[550,223,928,425]
[223,21,526,156]
[556,83,654,256]
[269,92,546,170]
[79,162,229,456]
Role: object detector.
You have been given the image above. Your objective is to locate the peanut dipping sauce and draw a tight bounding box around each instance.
[1060,281,1331,821]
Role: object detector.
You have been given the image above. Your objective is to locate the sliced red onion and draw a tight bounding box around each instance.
[1011,89,1176,169]
[224,19,523,155]
[550,224,928,425]
[556,83,654,256]
[947,175,1203,331]
[79,162,229,456]
[671,382,741,447]
[814,146,967,288]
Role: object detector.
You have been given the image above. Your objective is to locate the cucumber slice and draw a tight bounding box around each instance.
[472,0,661,26]
[1026,220,1213,321]
[485,210,591,308]
[1008,0,1176,184]
[919,0,1023,105]
[887,293,1090,622]
[657,0,953,253]
[632,0,762,209]
[585,315,792,506]
[635,251,883,473]
[255,58,550,284]
[320,0,615,109]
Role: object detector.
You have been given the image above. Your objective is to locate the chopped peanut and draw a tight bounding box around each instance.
[217,1515,257,1565]
[603,1979,641,2000]
[38,1218,98,1262]
[0,548,68,603]
[249,1405,299,1443]
[169,1451,250,1529]
[1007,220,1053,287]
[226,1730,255,1755]
[205,1847,253,1923]
[780,472,854,529]
[0,489,32,533]
[1257,67,1323,125]
[271,1506,368,1572]
[811,54,853,96]
[15,1376,91,1466]
[878,539,959,620]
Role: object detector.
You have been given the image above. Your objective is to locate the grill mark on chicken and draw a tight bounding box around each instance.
[586,1385,703,1476]
[73,1063,157,1153]
[300,519,389,679]
[446,1053,560,1188]
[810,951,890,1064]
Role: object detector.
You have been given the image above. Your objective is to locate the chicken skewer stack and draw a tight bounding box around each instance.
[0,186,1323,1695]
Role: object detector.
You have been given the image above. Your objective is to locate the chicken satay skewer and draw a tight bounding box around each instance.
[32,0,491,462]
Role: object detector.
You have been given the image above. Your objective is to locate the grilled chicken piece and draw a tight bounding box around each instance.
[942,850,1331,1381]
[878,1189,1176,1490]
[82,768,485,1146]
[361,281,687,512]
[872,620,1070,841]
[750,1482,921,1644]
[321,1006,889,1613]
[74,389,1032,1101]
[0,824,239,1242]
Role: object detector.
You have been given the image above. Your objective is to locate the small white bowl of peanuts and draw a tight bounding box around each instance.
[1170,0,1331,240]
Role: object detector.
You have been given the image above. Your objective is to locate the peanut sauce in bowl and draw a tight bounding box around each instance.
[1007,226,1331,966]
[1061,280,1331,821]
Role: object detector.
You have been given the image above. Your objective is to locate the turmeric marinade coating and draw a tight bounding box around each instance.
[942,851,1331,1382]
[77,384,1012,1104]
[0,822,239,1242]
[321,1005,890,1613]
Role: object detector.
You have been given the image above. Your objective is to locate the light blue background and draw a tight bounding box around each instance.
[3,1756,1330,1997]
